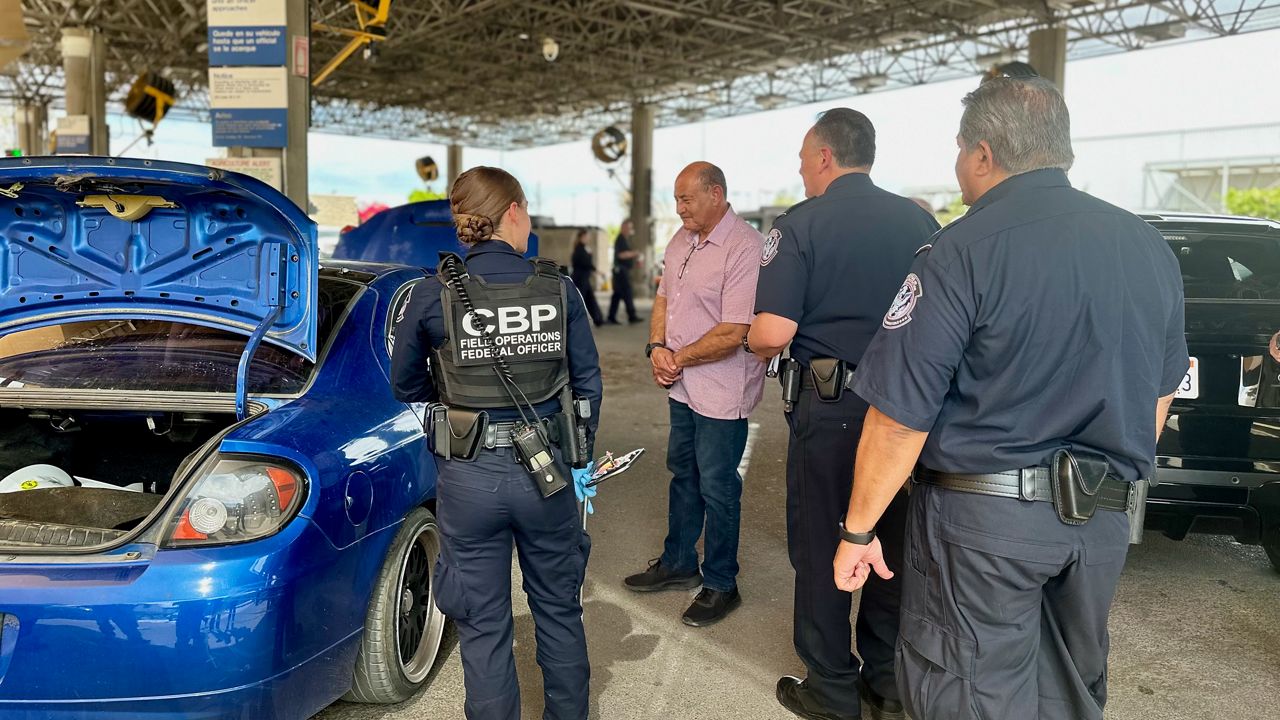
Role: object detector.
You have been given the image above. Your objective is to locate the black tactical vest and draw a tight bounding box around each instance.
[431,253,570,409]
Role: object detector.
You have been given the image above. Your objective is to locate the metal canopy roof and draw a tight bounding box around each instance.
[6,1,1280,149]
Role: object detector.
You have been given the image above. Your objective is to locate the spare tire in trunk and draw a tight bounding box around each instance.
[0,487,163,530]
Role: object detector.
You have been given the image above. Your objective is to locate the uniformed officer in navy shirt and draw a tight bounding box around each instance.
[391,167,602,720]
[746,108,939,720]
[833,78,1187,720]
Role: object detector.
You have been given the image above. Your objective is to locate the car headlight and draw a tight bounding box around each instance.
[161,457,307,548]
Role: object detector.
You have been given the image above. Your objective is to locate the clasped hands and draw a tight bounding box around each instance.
[650,346,682,388]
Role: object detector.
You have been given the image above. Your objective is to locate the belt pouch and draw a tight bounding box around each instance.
[1050,449,1108,525]
[809,357,844,402]
[443,408,487,461]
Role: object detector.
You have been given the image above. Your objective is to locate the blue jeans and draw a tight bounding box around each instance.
[660,399,749,593]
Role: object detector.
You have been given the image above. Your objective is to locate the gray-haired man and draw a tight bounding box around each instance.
[835,79,1186,719]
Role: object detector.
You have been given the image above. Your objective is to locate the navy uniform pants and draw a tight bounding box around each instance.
[432,447,591,720]
[786,390,907,714]
[898,483,1130,720]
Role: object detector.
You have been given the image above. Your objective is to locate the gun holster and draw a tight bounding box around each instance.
[809,357,845,402]
[778,358,801,413]
[1049,449,1109,526]
[429,404,488,462]
[556,388,591,469]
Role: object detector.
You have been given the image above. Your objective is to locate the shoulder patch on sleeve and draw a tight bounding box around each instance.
[395,285,414,324]
[761,228,782,266]
[883,273,923,329]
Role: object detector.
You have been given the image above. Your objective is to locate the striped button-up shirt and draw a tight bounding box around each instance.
[658,207,766,420]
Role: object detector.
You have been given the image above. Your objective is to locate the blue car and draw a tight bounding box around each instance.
[0,157,448,718]
[332,198,538,265]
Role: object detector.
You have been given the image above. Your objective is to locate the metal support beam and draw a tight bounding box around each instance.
[227,0,310,210]
[60,27,107,154]
[447,143,463,191]
[14,103,48,156]
[1028,26,1068,90]
[629,102,654,297]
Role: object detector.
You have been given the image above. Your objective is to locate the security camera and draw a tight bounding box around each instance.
[542,37,559,63]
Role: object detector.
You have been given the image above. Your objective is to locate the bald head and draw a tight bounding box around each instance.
[674,161,729,235]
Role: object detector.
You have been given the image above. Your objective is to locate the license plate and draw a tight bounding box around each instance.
[1176,357,1199,399]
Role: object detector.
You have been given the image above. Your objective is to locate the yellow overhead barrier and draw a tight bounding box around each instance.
[311,0,391,87]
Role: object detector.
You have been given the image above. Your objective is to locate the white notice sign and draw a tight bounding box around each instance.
[206,157,283,191]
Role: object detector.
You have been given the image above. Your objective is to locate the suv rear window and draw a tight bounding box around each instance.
[0,277,362,394]
[1165,231,1280,300]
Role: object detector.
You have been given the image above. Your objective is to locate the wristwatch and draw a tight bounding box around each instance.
[838,516,876,545]
[741,334,755,354]
[645,342,666,358]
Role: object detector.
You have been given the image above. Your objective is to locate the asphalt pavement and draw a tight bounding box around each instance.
[316,299,1280,720]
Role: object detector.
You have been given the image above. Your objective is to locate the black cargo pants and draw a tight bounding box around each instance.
[786,389,908,713]
[897,482,1130,720]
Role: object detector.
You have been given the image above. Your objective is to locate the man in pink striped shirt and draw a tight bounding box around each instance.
[623,161,766,628]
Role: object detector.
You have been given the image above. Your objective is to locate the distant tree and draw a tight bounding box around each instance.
[1226,187,1280,220]
[409,187,447,203]
[771,189,801,207]
[934,196,968,226]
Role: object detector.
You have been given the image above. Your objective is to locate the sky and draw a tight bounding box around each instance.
[5,27,1278,234]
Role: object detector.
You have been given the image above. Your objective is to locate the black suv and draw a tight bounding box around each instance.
[1142,213,1280,571]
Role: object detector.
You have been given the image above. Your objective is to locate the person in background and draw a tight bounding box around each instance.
[608,219,644,325]
[572,228,606,327]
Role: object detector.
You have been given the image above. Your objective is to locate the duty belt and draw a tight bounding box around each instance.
[914,466,1134,513]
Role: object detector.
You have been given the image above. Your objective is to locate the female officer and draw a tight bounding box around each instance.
[390,166,602,720]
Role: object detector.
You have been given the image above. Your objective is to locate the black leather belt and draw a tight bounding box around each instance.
[915,466,1133,512]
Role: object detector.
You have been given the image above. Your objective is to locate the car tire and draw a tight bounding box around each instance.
[1263,524,1280,573]
[344,506,451,704]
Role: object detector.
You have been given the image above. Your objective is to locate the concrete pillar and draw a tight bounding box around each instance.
[447,143,463,191]
[60,27,108,154]
[227,0,309,210]
[14,103,48,156]
[1028,27,1067,90]
[629,103,654,296]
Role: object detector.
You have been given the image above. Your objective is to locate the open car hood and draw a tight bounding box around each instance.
[0,157,317,361]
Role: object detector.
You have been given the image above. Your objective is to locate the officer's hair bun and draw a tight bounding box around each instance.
[450,166,528,246]
[455,213,495,243]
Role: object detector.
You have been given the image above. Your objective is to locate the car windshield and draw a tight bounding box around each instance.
[0,277,362,394]
[1165,231,1280,301]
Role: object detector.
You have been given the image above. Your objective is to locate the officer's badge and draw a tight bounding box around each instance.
[761,228,782,266]
[883,273,922,329]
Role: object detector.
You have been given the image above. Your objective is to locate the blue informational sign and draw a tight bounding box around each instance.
[207,0,289,148]
[208,25,287,66]
[211,109,288,147]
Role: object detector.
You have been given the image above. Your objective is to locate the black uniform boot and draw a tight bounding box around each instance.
[775,676,859,720]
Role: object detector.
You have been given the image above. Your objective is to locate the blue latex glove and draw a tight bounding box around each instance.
[572,462,597,514]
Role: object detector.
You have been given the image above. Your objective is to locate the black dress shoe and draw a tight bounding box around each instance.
[776,676,859,720]
[628,316,645,324]
[605,319,622,326]
[681,587,741,627]
[858,675,905,720]
[623,558,702,592]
